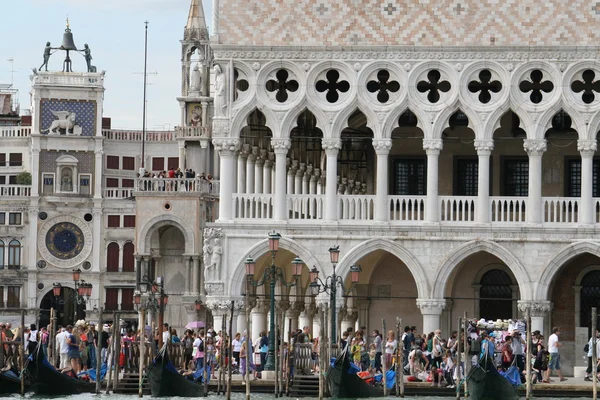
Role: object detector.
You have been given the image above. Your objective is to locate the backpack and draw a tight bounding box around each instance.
[584,343,590,353]
[469,338,481,355]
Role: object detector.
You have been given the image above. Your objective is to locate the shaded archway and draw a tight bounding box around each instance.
[39,287,85,328]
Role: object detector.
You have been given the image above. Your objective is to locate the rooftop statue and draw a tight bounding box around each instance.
[39,42,57,72]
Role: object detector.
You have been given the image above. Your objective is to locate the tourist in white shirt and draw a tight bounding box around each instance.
[585,329,600,381]
[162,323,170,345]
[385,330,398,366]
[57,327,70,369]
[545,326,566,382]
[232,332,242,372]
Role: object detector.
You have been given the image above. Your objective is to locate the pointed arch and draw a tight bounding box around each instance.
[332,102,381,139]
[381,105,427,139]
[335,238,430,299]
[432,239,531,300]
[536,241,600,301]
[485,106,534,140]
[228,237,326,296]
[584,110,600,141]
[230,104,280,138]
[280,103,330,139]
[431,102,482,140]
[534,101,587,140]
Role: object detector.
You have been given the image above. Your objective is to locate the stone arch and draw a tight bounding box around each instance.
[280,103,330,139]
[534,101,587,140]
[536,240,600,300]
[431,102,483,140]
[230,104,280,138]
[432,239,531,300]
[137,214,196,255]
[585,109,600,141]
[485,106,535,139]
[336,238,430,299]
[228,237,326,296]
[331,102,380,139]
[381,106,427,139]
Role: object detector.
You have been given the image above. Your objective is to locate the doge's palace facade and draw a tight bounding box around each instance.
[206,0,600,375]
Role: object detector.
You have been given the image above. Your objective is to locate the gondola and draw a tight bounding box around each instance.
[146,345,204,397]
[26,344,95,395]
[327,346,384,398]
[0,368,25,394]
[466,357,519,400]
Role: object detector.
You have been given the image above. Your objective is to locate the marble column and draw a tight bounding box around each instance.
[303,165,312,195]
[373,139,393,221]
[192,255,200,295]
[288,160,297,195]
[255,149,267,194]
[272,139,291,221]
[518,300,553,335]
[423,139,443,223]
[578,140,597,225]
[323,139,342,222]
[524,139,547,224]
[474,139,494,223]
[295,163,305,194]
[94,149,103,198]
[263,155,273,195]
[214,138,241,221]
[416,299,446,334]
[237,309,247,335]
[251,300,268,340]
[178,140,186,169]
[246,147,257,194]
[30,147,40,196]
[237,144,250,193]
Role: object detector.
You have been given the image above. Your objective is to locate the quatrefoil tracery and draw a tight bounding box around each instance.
[571,69,600,105]
[316,69,350,103]
[519,69,554,104]
[233,69,249,101]
[366,69,400,103]
[468,69,502,104]
[416,70,451,103]
[265,69,299,103]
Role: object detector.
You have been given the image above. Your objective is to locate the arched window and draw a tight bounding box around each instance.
[106,242,120,272]
[122,242,135,272]
[0,240,4,269]
[8,240,20,269]
[479,269,513,320]
[581,270,600,330]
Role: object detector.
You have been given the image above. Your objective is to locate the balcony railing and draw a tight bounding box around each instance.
[490,197,527,222]
[134,178,219,196]
[175,126,211,139]
[388,196,426,221]
[338,195,375,221]
[102,129,175,142]
[0,126,31,138]
[0,185,31,197]
[233,194,274,219]
[103,188,134,199]
[543,197,579,223]
[440,196,476,222]
[288,194,324,220]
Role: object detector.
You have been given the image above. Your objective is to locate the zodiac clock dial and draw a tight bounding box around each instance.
[45,222,85,260]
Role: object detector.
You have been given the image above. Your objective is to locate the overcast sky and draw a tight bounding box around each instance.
[1,0,212,130]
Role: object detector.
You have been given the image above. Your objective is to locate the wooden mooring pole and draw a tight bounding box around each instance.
[592,307,597,400]
[525,308,532,400]
[96,307,104,394]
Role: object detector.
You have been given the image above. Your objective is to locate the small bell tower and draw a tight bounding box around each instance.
[175,0,213,175]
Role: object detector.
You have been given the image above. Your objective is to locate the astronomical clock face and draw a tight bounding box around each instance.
[39,216,93,268]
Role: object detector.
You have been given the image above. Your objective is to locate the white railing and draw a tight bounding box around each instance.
[103,188,134,199]
[175,126,211,139]
[135,178,219,195]
[233,194,273,219]
[388,196,426,221]
[338,195,375,221]
[0,126,31,138]
[0,185,31,197]
[102,129,175,142]
[490,197,527,222]
[440,196,476,222]
[543,197,579,223]
[288,194,324,220]
[35,72,104,87]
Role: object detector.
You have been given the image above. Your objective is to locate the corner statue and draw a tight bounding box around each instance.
[40,42,56,71]
[81,44,96,73]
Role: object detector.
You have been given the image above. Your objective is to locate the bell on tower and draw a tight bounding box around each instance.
[60,18,78,72]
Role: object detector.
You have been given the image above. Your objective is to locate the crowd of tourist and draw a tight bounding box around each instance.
[137,168,214,192]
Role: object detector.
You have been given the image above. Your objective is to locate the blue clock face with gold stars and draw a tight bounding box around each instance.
[45,222,85,260]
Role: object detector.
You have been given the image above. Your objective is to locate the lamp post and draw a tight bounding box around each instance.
[244,232,304,371]
[308,246,360,344]
[52,268,93,324]
[136,275,169,347]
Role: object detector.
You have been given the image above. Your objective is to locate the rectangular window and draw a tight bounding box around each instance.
[106,155,120,170]
[122,179,134,188]
[8,153,22,167]
[106,178,119,188]
[567,159,600,197]
[8,176,16,185]
[105,288,119,311]
[123,215,136,228]
[393,159,426,195]
[152,157,164,171]
[122,157,135,171]
[167,157,179,171]
[0,154,5,167]
[79,174,91,195]
[0,244,4,269]
[43,174,54,194]
[107,215,120,228]
[121,288,134,311]
[0,212,5,225]
[0,176,5,185]
[8,213,21,225]
[502,158,529,196]
[455,158,479,196]
[7,286,19,308]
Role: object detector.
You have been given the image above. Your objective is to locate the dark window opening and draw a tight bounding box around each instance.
[393,159,426,195]
[479,269,513,321]
[581,270,600,333]
[502,159,529,196]
[455,158,478,196]
[106,155,120,170]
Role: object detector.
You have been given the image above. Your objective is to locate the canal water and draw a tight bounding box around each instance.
[0,395,590,400]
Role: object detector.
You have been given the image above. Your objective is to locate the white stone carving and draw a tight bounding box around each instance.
[523,139,547,156]
[203,227,223,282]
[212,138,241,155]
[517,300,553,317]
[577,140,597,156]
[213,64,227,117]
[42,111,79,135]
[415,298,447,315]
[38,215,93,269]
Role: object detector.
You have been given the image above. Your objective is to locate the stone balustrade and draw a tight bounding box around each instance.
[0,126,31,138]
[102,129,175,142]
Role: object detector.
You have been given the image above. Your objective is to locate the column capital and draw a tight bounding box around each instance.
[523,139,547,156]
[212,138,241,156]
[271,139,291,154]
[474,139,494,155]
[322,138,342,155]
[302,302,317,319]
[517,300,553,317]
[416,298,447,315]
[422,139,443,155]
[372,139,393,155]
[577,139,597,157]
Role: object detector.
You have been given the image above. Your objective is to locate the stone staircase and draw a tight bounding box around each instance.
[113,373,151,395]
[289,374,320,397]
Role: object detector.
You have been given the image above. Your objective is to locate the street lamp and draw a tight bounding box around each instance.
[52,267,93,323]
[308,246,361,344]
[137,275,169,347]
[245,232,304,371]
